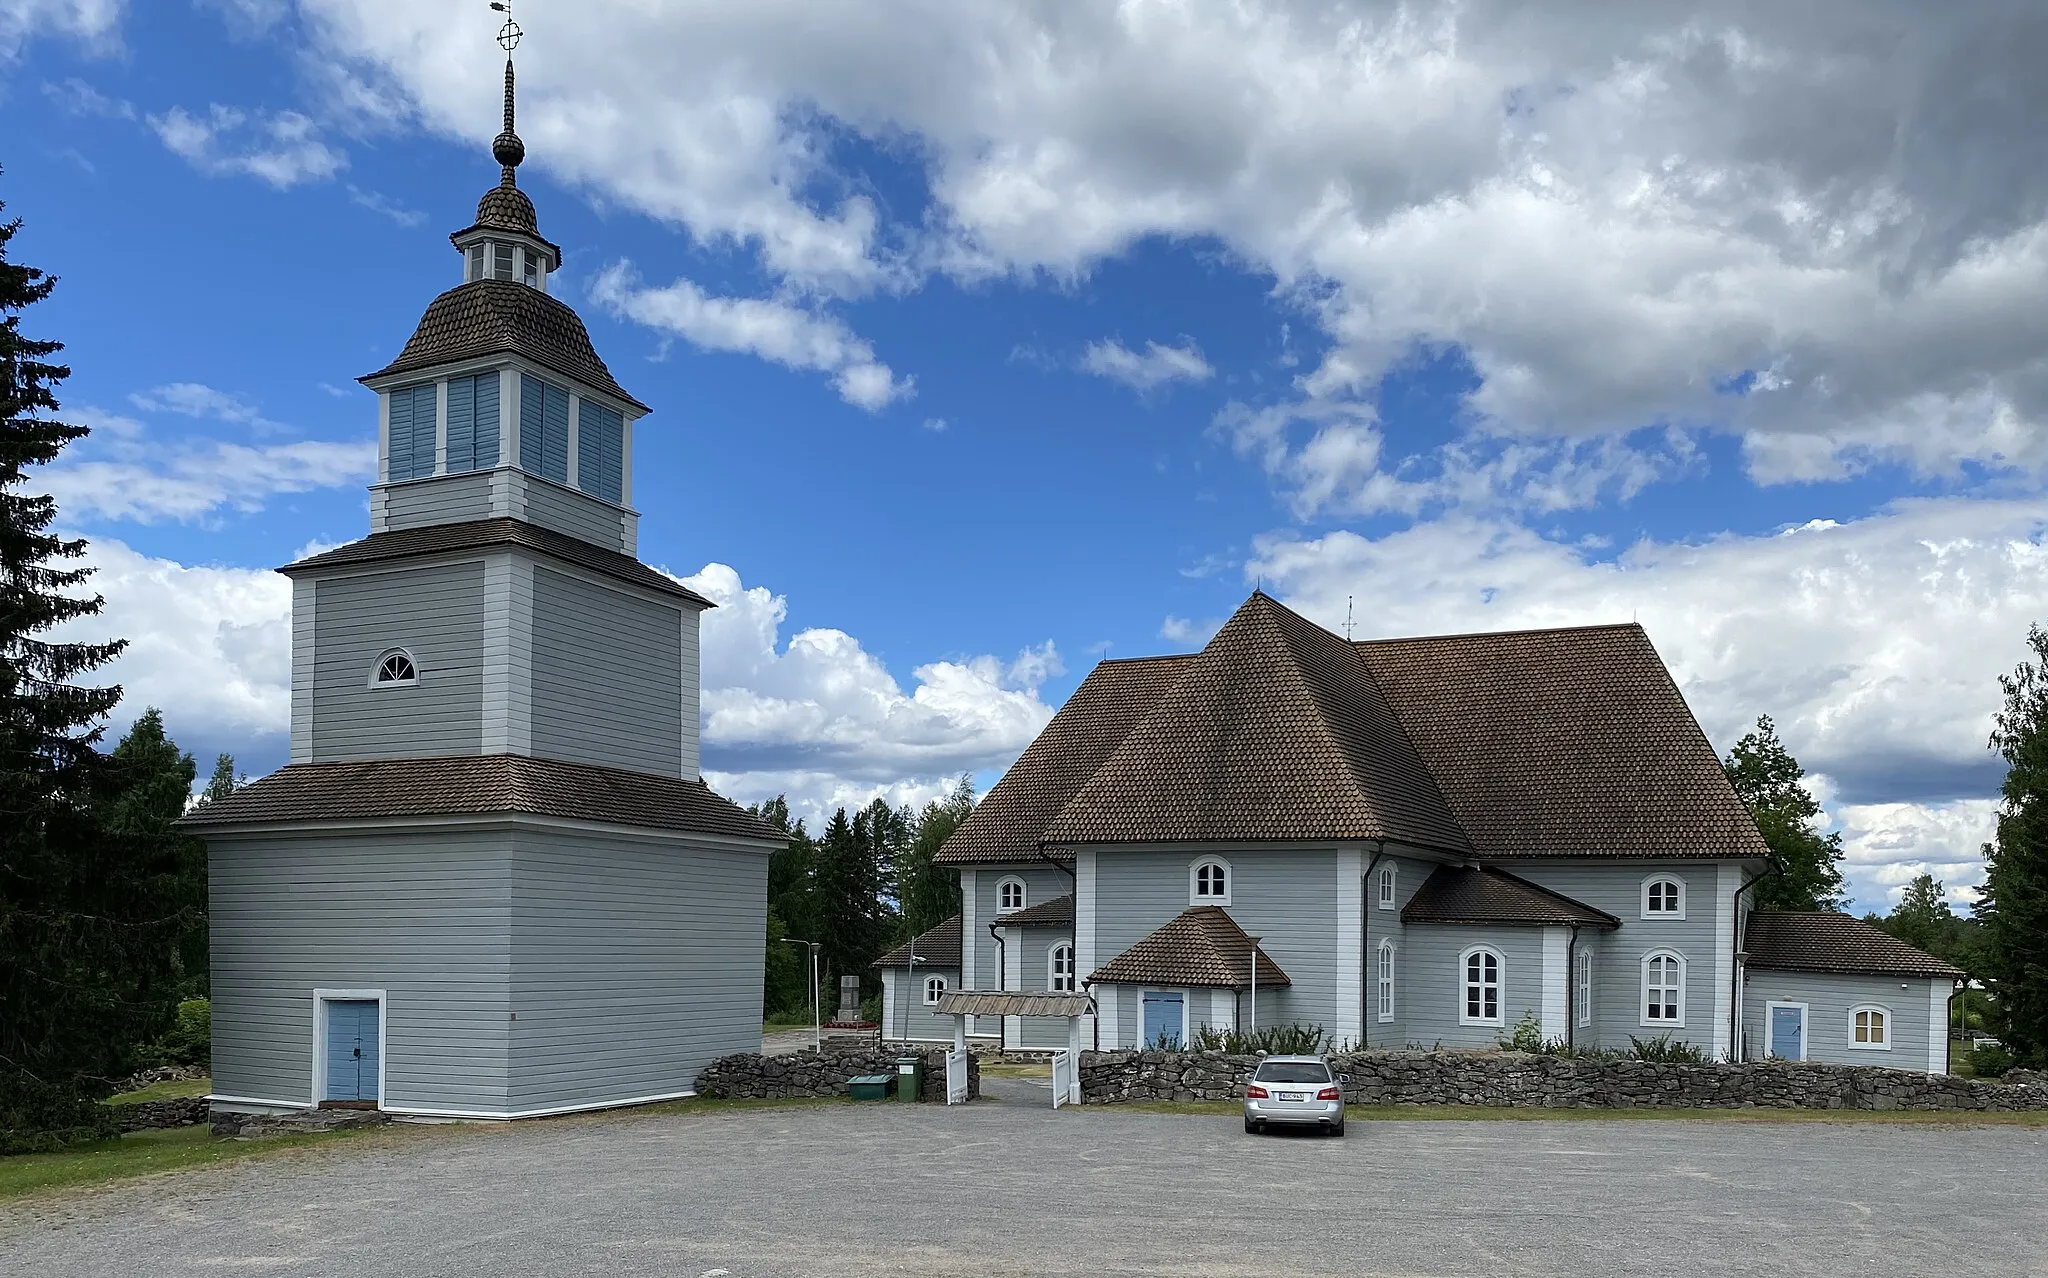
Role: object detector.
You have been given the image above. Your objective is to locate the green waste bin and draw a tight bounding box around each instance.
[895,1054,925,1102]
[848,1074,892,1101]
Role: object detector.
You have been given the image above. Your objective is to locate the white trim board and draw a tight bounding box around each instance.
[310,987,387,1110]
[1928,980,1950,1076]
[389,1089,696,1122]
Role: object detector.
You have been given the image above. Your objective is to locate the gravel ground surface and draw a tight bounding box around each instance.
[3,1094,2044,1277]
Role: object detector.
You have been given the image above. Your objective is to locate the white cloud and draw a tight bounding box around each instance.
[196,0,285,37]
[1830,796,1998,911]
[591,262,913,411]
[671,562,1058,812]
[1248,496,2048,911]
[130,382,277,428]
[0,0,120,59]
[346,185,425,227]
[41,75,132,119]
[1080,337,1214,393]
[1160,615,1222,647]
[150,104,346,189]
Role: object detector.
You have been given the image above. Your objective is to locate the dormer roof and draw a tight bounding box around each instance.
[361,280,647,411]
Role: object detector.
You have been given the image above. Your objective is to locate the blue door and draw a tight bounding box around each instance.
[1141,991,1184,1049]
[1768,1004,1804,1061]
[324,1000,380,1103]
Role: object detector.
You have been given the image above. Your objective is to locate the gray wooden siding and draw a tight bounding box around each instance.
[1359,853,1435,1049]
[1400,925,1549,1050]
[1091,848,1344,1043]
[208,829,513,1112]
[880,966,960,1043]
[518,476,628,552]
[529,567,684,776]
[1742,969,1946,1072]
[375,471,497,533]
[288,576,315,764]
[1008,923,1077,1049]
[311,562,486,761]
[1508,861,1729,1054]
[507,828,767,1111]
[971,862,1074,996]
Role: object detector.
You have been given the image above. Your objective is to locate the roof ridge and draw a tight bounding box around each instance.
[1252,595,1399,831]
[1354,620,1646,646]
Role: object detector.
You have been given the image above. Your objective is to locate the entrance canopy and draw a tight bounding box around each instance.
[933,991,1094,1019]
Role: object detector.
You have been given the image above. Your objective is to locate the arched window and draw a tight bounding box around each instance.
[1049,943,1076,993]
[1576,948,1594,1028]
[371,649,418,687]
[1376,863,1397,910]
[996,877,1026,913]
[1190,856,1231,904]
[1848,1004,1891,1050]
[1376,940,1396,1022]
[1460,946,1503,1026]
[1641,874,1686,919]
[1641,950,1685,1026]
[923,975,947,1006]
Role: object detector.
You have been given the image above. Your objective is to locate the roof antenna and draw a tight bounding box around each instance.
[1344,595,1354,641]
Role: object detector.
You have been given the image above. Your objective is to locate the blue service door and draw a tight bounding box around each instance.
[324,1000,381,1102]
[1141,991,1185,1049]
[1768,1004,1805,1061]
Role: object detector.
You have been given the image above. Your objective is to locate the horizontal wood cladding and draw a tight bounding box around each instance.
[530,565,686,776]
[376,471,496,533]
[311,562,487,762]
[508,829,767,1110]
[517,477,628,552]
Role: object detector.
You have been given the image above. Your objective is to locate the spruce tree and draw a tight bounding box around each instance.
[1883,873,1954,956]
[101,711,207,997]
[1982,624,2048,1067]
[0,181,166,1151]
[198,752,241,804]
[1723,716,1848,912]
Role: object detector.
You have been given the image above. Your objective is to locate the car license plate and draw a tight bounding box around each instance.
[1280,1091,1308,1101]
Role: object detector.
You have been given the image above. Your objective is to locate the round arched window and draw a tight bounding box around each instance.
[373,649,418,686]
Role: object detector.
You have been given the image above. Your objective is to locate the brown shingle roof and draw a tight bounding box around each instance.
[1355,623,1769,860]
[364,280,648,412]
[874,915,963,969]
[281,518,713,609]
[1743,911,1962,978]
[1087,907,1292,989]
[1401,865,1621,928]
[179,754,781,841]
[934,991,1093,1017]
[937,655,1190,864]
[1044,594,1469,851]
[996,893,1075,929]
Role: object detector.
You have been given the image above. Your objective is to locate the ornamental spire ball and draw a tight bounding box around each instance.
[489,2,525,186]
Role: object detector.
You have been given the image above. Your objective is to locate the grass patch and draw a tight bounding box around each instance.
[1085,1100,2048,1127]
[106,1076,213,1105]
[980,1062,1053,1081]
[762,1016,817,1033]
[0,1124,365,1201]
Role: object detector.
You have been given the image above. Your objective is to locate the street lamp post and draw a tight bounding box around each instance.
[780,938,821,1053]
[901,951,926,1045]
[1247,935,1263,1040]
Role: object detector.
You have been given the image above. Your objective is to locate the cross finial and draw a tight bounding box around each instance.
[487,2,524,186]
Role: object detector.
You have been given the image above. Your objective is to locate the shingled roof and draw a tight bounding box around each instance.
[938,655,1190,864]
[996,893,1075,928]
[1354,623,1769,860]
[1401,866,1621,928]
[1043,593,1469,851]
[1743,912,1962,979]
[281,518,713,609]
[363,280,648,412]
[179,754,781,842]
[1088,907,1291,990]
[874,915,964,969]
[942,593,1771,863]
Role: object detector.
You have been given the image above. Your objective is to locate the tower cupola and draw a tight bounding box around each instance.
[450,14,560,291]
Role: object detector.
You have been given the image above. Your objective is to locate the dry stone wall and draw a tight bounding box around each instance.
[1081,1049,2048,1112]
[116,1096,211,1131]
[697,1048,980,1103]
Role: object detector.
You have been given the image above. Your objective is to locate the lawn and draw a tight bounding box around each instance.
[106,1077,213,1105]
[0,1124,363,1201]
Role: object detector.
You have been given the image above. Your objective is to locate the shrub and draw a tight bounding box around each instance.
[139,998,211,1069]
[1971,1042,2016,1078]
[0,1074,120,1156]
[1185,1023,1337,1055]
[1627,1034,1708,1063]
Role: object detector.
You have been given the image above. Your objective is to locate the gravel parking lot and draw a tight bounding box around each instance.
[4,1089,2045,1277]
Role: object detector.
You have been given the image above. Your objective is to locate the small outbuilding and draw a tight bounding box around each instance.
[1740,911,1962,1073]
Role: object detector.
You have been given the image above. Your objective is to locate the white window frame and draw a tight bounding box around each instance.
[369,648,419,688]
[1049,943,1075,993]
[1458,945,1504,1027]
[1376,939,1396,1022]
[922,975,947,1007]
[1848,1003,1893,1051]
[1763,999,1809,1061]
[1576,948,1593,1028]
[1376,863,1397,910]
[1640,874,1687,920]
[310,987,387,1109]
[1189,855,1232,905]
[995,877,1026,914]
[1141,988,1190,1049]
[1640,949,1687,1028]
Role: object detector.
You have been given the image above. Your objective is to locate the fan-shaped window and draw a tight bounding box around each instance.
[1642,874,1687,920]
[1460,946,1503,1026]
[371,649,417,687]
[996,877,1026,913]
[1190,856,1231,904]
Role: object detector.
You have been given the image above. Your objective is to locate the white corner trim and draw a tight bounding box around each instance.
[1712,861,1737,1060]
[1540,927,1569,1042]
[960,869,978,992]
[1075,849,1096,979]
[1336,846,1363,1044]
[1929,980,1951,1075]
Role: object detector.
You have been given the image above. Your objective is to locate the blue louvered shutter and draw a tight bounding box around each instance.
[387,387,414,480]
[520,374,545,474]
[577,400,623,503]
[446,375,474,473]
[472,372,500,468]
[387,383,438,481]
[519,375,569,482]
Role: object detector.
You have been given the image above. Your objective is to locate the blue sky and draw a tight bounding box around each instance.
[5,1,2046,913]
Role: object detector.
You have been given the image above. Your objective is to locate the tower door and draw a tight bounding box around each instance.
[323,999,382,1104]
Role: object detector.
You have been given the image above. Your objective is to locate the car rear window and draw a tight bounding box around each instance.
[1252,1062,1332,1084]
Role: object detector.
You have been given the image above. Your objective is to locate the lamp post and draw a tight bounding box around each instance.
[901,951,926,1045]
[1247,934,1263,1039]
[780,938,821,1053]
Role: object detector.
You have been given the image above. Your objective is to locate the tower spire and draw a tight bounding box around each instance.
[489,2,525,187]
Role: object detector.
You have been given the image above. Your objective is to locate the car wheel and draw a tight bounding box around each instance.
[1244,1117,1259,1134]
[1329,1121,1345,1138]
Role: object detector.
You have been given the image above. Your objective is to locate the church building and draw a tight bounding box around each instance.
[186,35,782,1120]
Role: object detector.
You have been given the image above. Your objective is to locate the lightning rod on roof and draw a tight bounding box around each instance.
[1345,595,1354,641]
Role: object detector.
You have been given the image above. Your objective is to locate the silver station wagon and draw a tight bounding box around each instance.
[1242,1055,1345,1137]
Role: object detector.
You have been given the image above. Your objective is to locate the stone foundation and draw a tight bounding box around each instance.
[210,1108,392,1139]
[697,1048,980,1102]
[1080,1049,2048,1112]
[117,1096,211,1132]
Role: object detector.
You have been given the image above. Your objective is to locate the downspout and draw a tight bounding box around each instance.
[987,919,1007,1052]
[1362,844,1386,1048]
[1728,858,1783,1062]
[1566,925,1580,1054]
